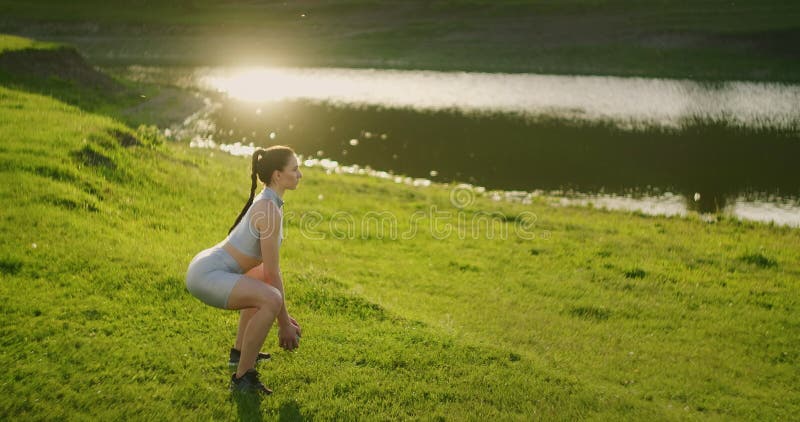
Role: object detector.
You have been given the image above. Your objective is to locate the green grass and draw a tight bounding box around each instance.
[0,32,144,119]
[2,34,800,420]
[0,33,59,54]
[0,33,205,130]
[1,0,799,81]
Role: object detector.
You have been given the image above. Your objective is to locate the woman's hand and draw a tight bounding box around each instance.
[288,316,301,335]
[278,318,301,351]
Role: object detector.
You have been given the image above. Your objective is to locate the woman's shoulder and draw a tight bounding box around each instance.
[250,195,281,210]
[250,198,281,231]
[251,195,282,213]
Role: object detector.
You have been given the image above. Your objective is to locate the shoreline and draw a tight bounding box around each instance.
[184,132,800,229]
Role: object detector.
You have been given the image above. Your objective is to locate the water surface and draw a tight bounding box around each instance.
[170,66,800,226]
[200,67,800,131]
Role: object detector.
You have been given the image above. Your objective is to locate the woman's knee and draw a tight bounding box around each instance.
[257,285,283,310]
[243,282,281,310]
[227,277,282,310]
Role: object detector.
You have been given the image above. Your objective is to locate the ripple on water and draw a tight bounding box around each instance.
[198,67,800,131]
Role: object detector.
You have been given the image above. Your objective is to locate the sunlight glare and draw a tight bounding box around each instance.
[199,66,800,131]
[201,67,355,103]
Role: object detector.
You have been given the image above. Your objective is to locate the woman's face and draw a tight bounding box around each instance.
[275,154,302,190]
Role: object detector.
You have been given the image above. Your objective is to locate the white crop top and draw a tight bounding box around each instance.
[224,187,284,259]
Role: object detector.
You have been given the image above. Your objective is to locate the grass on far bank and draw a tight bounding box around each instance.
[1,0,799,82]
[0,33,59,54]
[1,34,799,420]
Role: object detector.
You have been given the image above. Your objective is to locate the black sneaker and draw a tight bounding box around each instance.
[230,369,273,395]
[228,347,271,367]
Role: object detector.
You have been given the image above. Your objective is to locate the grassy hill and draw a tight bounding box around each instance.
[1,34,799,420]
[0,0,799,82]
[0,33,205,130]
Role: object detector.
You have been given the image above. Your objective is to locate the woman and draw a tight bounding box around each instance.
[185,145,303,395]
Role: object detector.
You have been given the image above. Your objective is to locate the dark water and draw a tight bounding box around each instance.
[199,98,800,215]
[130,65,800,225]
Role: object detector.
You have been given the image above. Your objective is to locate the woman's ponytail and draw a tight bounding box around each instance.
[228,149,264,234]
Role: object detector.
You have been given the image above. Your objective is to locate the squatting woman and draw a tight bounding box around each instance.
[185,145,303,394]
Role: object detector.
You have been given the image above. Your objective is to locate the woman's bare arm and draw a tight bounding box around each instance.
[254,200,290,325]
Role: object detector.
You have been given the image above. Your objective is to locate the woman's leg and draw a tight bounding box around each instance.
[225,275,283,378]
[234,264,267,351]
[234,308,258,351]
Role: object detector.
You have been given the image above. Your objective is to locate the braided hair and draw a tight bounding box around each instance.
[228,145,295,234]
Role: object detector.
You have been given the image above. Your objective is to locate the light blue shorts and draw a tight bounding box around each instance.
[185,246,245,309]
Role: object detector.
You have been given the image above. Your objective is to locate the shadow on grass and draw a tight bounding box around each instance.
[231,390,263,422]
[278,400,304,421]
[230,393,306,422]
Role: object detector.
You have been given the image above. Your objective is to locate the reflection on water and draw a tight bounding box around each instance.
[554,193,800,227]
[170,66,800,227]
[199,67,800,131]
